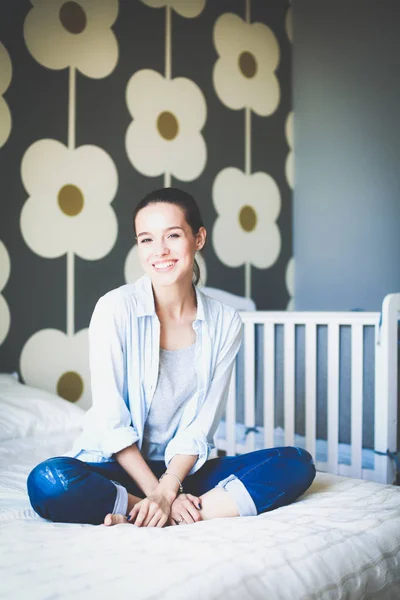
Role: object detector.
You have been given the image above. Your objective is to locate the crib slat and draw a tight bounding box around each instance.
[305,323,317,460]
[351,323,363,478]
[327,324,340,473]
[244,322,256,452]
[284,322,295,446]
[226,362,237,456]
[263,322,275,448]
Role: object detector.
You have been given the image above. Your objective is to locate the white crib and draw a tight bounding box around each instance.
[215,293,400,485]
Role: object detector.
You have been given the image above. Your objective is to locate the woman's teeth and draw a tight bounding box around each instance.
[154,261,175,270]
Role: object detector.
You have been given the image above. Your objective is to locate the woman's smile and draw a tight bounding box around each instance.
[135,202,201,285]
[152,259,178,272]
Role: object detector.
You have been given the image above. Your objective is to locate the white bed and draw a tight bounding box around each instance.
[1,374,400,599]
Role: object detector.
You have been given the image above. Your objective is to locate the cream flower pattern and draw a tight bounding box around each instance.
[0,43,12,148]
[285,7,293,43]
[285,111,294,189]
[212,168,281,268]
[20,139,118,259]
[0,241,11,345]
[124,245,144,285]
[124,245,207,286]
[140,0,205,18]
[24,0,119,78]
[20,328,91,409]
[126,69,207,181]
[213,13,280,116]
[286,257,294,310]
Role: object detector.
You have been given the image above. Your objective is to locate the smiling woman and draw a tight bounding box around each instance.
[27,188,315,528]
[133,187,206,287]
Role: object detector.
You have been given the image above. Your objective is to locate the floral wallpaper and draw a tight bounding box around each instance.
[0,42,12,149]
[0,0,292,408]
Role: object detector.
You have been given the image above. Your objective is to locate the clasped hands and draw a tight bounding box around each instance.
[127,490,202,528]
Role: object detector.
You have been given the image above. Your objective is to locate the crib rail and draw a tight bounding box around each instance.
[219,294,400,485]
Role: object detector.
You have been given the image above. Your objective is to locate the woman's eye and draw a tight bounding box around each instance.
[140,238,152,244]
[168,233,180,239]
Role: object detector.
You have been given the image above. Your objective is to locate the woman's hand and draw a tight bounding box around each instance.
[169,493,203,526]
[127,490,174,528]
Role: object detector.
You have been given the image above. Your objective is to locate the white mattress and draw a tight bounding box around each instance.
[1,432,400,600]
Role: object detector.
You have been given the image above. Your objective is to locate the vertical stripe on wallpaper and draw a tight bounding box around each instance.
[19,0,119,408]
[124,0,207,286]
[212,0,282,301]
[67,66,76,339]
[285,4,294,309]
[0,241,11,346]
[164,5,172,188]
[244,0,252,298]
[0,42,12,347]
[0,41,12,149]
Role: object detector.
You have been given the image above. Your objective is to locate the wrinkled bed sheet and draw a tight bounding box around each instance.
[1,432,399,600]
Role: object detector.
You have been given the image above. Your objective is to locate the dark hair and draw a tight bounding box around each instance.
[133,187,205,286]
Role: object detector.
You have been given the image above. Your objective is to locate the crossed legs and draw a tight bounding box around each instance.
[28,447,316,526]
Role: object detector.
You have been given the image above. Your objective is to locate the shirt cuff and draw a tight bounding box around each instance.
[101,426,139,458]
[164,433,211,475]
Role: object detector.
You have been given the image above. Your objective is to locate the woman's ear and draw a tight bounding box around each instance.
[196,227,207,251]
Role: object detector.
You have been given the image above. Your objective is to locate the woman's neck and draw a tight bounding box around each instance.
[153,277,197,321]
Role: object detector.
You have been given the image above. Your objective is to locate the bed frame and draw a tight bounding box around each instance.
[215,294,400,485]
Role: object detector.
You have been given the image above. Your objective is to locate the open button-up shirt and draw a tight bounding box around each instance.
[71,276,243,475]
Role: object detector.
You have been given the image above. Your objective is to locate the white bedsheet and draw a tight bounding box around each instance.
[1,432,400,600]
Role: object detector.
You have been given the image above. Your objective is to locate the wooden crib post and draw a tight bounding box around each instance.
[374,293,400,484]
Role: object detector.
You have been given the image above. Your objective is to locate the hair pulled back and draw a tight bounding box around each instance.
[133,187,205,286]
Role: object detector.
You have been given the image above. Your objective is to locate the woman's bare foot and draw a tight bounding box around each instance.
[104,493,143,526]
[104,513,130,526]
[198,488,239,520]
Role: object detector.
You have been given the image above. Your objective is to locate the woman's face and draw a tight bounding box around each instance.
[135,202,206,287]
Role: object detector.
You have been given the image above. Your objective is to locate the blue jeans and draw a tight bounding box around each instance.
[27,447,316,525]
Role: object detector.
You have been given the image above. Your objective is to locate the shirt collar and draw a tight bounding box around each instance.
[134,275,206,322]
[194,286,206,322]
[134,276,156,317]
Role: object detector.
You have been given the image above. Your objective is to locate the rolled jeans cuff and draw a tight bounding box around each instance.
[216,474,257,517]
[111,481,128,516]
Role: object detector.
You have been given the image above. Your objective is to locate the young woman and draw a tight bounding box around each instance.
[27,188,315,527]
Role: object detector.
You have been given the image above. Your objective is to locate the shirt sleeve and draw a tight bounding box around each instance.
[164,309,243,475]
[88,294,139,458]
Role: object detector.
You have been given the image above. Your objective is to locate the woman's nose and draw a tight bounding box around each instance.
[154,241,169,256]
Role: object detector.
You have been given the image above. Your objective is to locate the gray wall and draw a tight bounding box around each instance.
[293,0,400,311]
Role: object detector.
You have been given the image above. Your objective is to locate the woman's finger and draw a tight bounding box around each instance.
[143,505,158,527]
[133,502,150,527]
[157,514,168,528]
[128,501,142,522]
[179,508,195,524]
[187,494,202,510]
[169,512,181,525]
[146,511,161,528]
[170,509,184,524]
[183,502,202,523]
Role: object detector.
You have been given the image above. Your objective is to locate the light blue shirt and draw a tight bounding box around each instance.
[72,276,243,475]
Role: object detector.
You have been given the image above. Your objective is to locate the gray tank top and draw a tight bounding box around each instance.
[141,344,196,461]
